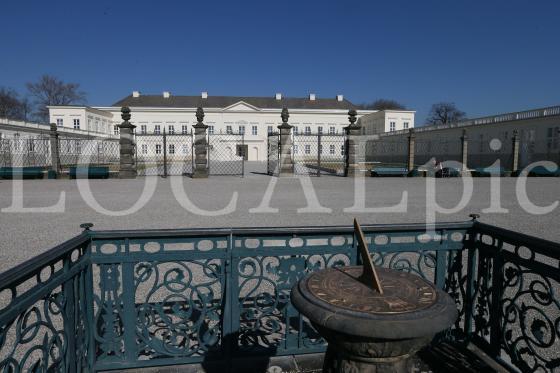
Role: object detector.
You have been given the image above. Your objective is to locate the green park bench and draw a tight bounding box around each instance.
[69,166,110,179]
[0,166,44,179]
[370,167,420,177]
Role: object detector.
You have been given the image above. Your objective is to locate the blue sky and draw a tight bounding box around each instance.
[1,0,559,124]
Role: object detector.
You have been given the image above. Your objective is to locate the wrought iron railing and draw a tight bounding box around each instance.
[0,220,558,372]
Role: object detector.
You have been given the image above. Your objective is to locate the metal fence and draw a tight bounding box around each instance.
[0,137,51,168]
[292,134,345,176]
[415,139,463,166]
[58,137,120,172]
[365,137,409,167]
[135,132,194,176]
[208,133,244,176]
[0,220,558,372]
[267,132,279,175]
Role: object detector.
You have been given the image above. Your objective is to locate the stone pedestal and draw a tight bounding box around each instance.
[277,108,294,176]
[344,109,364,177]
[118,107,137,179]
[49,123,60,177]
[192,107,209,178]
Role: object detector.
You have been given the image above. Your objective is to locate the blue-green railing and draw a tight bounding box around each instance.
[0,221,558,372]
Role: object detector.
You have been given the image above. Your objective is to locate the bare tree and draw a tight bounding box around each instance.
[357,98,406,110]
[0,87,24,120]
[26,75,86,122]
[426,102,466,125]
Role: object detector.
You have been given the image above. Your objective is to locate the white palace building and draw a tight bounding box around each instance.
[46,91,415,161]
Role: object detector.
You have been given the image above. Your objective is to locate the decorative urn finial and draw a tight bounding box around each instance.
[196,106,205,124]
[348,109,357,126]
[121,106,131,122]
[281,107,290,124]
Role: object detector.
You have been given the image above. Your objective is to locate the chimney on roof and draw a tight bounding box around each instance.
[163,91,170,98]
[201,92,208,99]
[132,91,140,98]
[275,93,282,100]
[336,94,344,102]
[309,93,316,101]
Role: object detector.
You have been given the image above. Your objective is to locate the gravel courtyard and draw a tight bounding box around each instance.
[0,164,559,273]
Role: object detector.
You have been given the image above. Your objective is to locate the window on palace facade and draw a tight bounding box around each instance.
[319,144,323,154]
[329,126,335,135]
[226,125,233,134]
[305,144,311,154]
[403,122,409,129]
[305,126,311,135]
[208,125,214,135]
[155,144,162,154]
[140,125,147,134]
[329,144,335,154]
[141,144,147,154]
[169,144,175,154]
[267,126,273,134]
[252,126,257,135]
[95,121,99,132]
[56,118,63,127]
[293,126,299,135]
[75,141,81,154]
[318,126,323,134]
[73,119,80,129]
[154,125,161,135]
[239,125,245,135]
[390,122,396,132]
[294,145,298,154]
[547,127,559,149]
[182,125,189,134]
[114,125,119,135]
[182,144,189,154]
[341,145,345,155]
[13,133,20,151]
[168,125,175,134]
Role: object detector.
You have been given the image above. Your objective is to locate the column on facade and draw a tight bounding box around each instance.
[344,109,364,177]
[192,107,209,178]
[118,107,137,179]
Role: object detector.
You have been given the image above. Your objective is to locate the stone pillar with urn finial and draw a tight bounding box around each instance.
[277,107,294,176]
[49,123,60,177]
[192,107,209,178]
[118,106,137,179]
[344,109,364,177]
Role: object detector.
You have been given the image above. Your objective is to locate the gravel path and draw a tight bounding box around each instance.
[0,163,559,272]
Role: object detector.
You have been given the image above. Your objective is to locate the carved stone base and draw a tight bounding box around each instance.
[317,324,433,373]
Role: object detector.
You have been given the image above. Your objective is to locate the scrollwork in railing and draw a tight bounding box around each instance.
[0,290,67,372]
[370,250,437,283]
[135,260,223,358]
[472,251,493,341]
[501,260,560,372]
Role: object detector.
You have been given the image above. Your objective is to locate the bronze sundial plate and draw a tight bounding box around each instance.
[291,266,458,339]
[307,266,436,314]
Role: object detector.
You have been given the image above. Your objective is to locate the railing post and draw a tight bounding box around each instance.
[49,123,60,177]
[317,132,321,177]
[344,109,364,177]
[118,107,137,178]
[277,107,294,176]
[163,128,168,178]
[407,128,416,173]
[192,107,209,178]
[511,130,520,175]
[461,129,468,175]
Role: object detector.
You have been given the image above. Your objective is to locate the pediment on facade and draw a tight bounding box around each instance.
[222,101,260,112]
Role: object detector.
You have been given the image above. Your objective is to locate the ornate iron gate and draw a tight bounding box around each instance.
[267,132,279,175]
[292,133,345,176]
[208,133,244,176]
[135,131,194,176]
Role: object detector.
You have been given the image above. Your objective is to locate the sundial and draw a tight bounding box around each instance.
[291,219,458,373]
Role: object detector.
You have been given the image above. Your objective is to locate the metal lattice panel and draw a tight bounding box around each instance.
[58,137,120,171]
[0,138,51,168]
[135,133,193,176]
[292,134,345,176]
[208,133,244,176]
